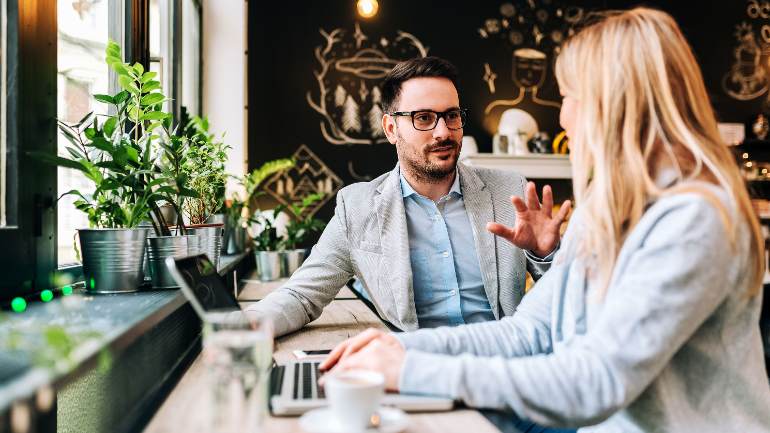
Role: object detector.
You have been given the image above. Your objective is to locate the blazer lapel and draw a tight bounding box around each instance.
[458,163,500,318]
[374,165,417,330]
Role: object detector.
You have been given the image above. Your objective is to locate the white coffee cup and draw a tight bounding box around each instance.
[324,369,385,432]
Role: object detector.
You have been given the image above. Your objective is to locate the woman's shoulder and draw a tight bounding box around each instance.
[636,182,740,247]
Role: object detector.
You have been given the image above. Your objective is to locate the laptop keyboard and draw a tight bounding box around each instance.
[293,361,324,399]
[271,361,326,401]
[270,359,455,415]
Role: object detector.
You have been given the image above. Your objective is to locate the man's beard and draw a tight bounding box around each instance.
[397,136,461,184]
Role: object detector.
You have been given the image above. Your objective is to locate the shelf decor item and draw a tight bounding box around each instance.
[528,132,552,154]
[752,113,769,140]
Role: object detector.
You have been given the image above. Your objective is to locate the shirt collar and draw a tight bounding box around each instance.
[399,168,462,199]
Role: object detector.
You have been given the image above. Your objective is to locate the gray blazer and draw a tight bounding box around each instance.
[247,162,552,336]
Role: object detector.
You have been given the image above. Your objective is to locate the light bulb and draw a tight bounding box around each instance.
[357,0,379,18]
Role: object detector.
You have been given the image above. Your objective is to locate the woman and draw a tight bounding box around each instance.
[319,8,770,432]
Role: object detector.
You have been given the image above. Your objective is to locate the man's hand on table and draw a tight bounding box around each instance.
[318,328,405,391]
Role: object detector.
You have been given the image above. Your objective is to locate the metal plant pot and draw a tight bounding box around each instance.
[205,213,226,225]
[280,249,307,277]
[146,235,200,289]
[185,231,202,255]
[79,228,150,294]
[227,225,248,254]
[255,250,282,282]
[159,204,178,226]
[206,214,230,255]
[187,224,224,269]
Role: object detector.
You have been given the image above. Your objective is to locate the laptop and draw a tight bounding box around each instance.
[166,254,454,416]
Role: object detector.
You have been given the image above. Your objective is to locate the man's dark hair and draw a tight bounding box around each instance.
[380,56,460,113]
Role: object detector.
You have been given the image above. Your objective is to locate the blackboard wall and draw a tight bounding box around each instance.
[247,1,768,220]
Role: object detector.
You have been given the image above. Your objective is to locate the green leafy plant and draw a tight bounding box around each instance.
[250,208,282,251]
[30,40,183,236]
[155,130,199,232]
[226,158,295,228]
[180,116,231,225]
[279,193,326,250]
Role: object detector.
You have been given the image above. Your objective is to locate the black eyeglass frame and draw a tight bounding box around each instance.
[389,108,468,131]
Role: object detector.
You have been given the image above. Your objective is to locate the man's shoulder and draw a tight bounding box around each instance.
[337,171,391,200]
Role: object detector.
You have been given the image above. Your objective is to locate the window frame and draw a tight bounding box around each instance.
[0,0,57,303]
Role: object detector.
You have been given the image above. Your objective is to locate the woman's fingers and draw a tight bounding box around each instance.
[340,329,381,362]
[319,328,383,371]
[319,339,350,371]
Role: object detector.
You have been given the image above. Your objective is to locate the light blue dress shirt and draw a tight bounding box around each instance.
[398,171,496,328]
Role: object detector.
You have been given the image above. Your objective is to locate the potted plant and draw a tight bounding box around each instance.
[277,193,326,276]
[250,208,284,281]
[179,115,230,268]
[32,41,190,292]
[145,130,202,289]
[222,196,248,254]
[232,158,294,280]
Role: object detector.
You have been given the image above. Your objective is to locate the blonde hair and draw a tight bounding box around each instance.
[554,8,764,297]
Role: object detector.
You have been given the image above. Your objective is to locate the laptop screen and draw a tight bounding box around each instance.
[171,254,240,314]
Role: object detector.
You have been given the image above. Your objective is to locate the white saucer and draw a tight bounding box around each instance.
[298,406,409,433]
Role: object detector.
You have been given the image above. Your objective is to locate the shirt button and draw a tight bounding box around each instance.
[442,251,449,258]
[449,290,456,296]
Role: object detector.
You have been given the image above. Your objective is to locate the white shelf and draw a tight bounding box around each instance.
[462,153,572,179]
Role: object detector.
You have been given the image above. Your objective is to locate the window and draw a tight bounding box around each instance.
[149,0,176,117]
[181,0,201,117]
[57,0,110,265]
[56,0,124,265]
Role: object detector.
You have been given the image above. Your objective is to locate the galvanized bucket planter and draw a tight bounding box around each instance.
[206,214,229,254]
[79,228,150,294]
[227,225,248,254]
[280,249,307,277]
[187,224,224,269]
[146,234,200,289]
[159,203,178,226]
[255,250,282,282]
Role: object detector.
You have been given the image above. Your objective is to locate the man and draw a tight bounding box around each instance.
[247,56,570,336]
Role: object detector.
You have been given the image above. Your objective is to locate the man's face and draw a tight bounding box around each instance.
[382,77,463,182]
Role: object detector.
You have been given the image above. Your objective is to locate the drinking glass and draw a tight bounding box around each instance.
[203,311,273,433]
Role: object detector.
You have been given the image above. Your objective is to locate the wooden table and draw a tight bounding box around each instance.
[143,279,502,433]
[238,274,358,301]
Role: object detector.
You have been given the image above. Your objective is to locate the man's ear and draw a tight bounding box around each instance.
[382,114,398,145]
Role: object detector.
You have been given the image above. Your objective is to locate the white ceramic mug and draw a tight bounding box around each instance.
[324,369,385,432]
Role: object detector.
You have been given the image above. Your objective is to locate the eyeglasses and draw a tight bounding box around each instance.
[389,108,467,131]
